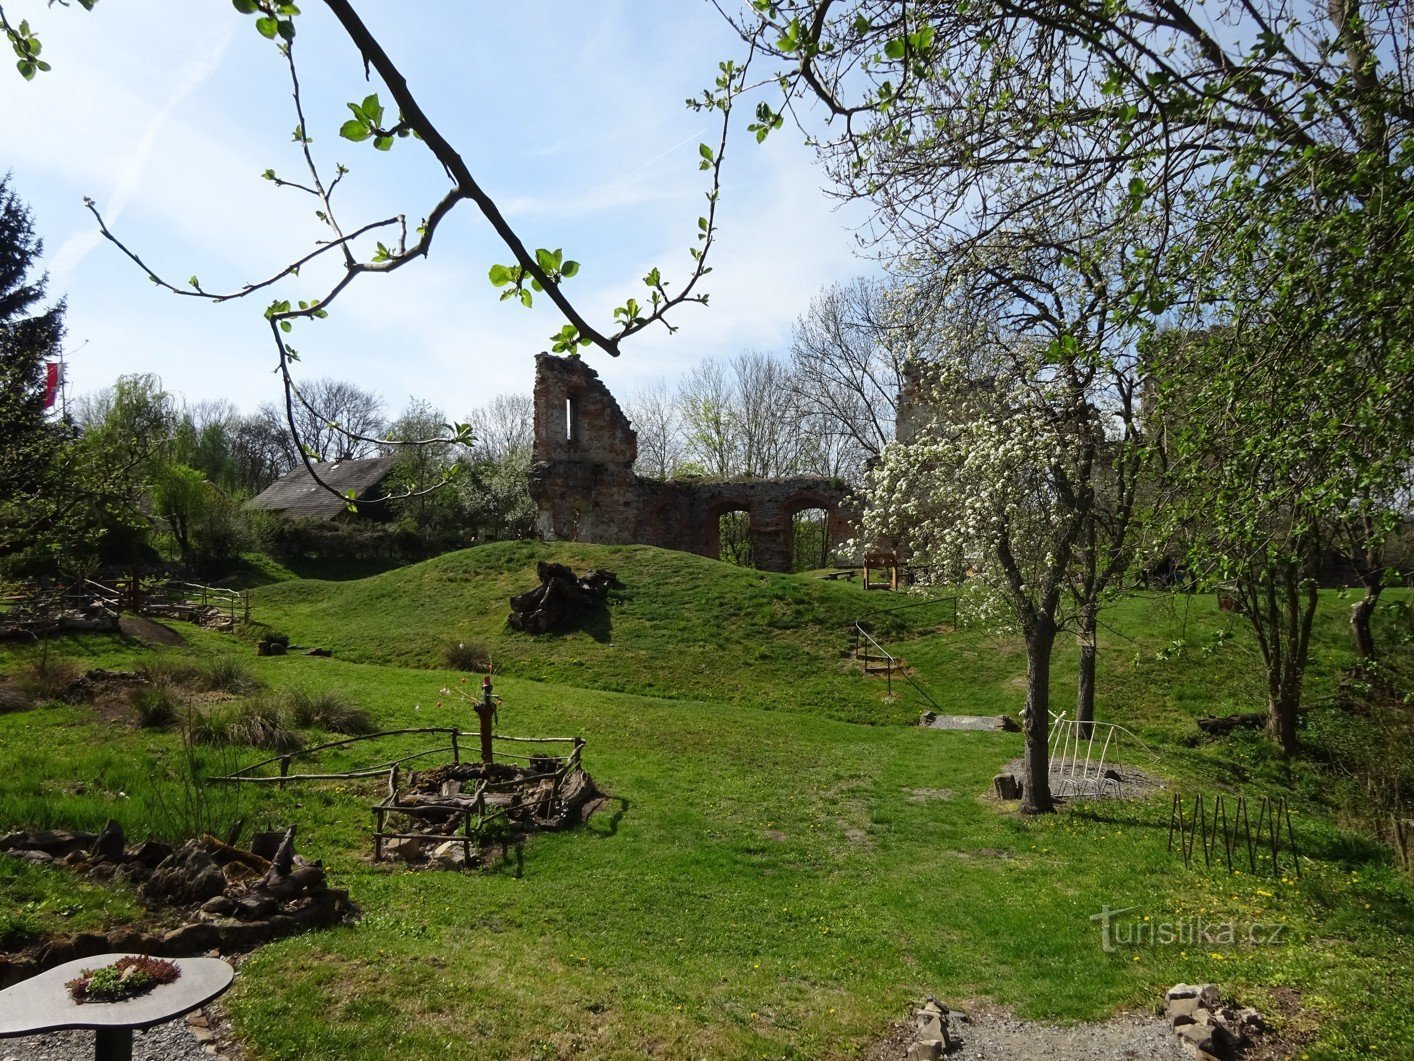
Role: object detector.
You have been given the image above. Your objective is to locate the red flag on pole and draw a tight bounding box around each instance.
[43,361,61,410]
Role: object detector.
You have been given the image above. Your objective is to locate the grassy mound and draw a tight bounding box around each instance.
[255,541,930,724]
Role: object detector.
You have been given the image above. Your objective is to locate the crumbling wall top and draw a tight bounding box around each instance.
[532,353,637,468]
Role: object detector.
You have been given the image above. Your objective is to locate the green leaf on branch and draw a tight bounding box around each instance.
[232,0,259,12]
[255,16,279,38]
[488,263,513,287]
[340,119,370,142]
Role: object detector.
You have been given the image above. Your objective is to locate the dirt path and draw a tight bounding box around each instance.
[119,616,186,647]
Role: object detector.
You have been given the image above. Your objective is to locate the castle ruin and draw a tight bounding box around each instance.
[527,353,854,573]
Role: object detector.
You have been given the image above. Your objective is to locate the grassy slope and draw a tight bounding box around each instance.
[254,541,929,725]
[0,558,1411,1058]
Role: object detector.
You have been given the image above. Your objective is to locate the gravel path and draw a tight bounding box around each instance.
[946,1008,1188,1059]
[1,1007,235,1061]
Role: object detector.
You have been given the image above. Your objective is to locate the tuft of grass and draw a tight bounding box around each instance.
[193,656,260,696]
[136,656,202,688]
[15,655,83,704]
[190,695,301,752]
[130,685,181,729]
[443,640,492,672]
[287,688,376,735]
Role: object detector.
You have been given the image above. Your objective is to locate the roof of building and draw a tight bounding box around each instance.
[248,456,397,521]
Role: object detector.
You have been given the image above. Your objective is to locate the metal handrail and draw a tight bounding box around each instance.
[852,621,945,713]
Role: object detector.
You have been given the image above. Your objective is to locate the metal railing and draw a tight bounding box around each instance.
[851,622,945,713]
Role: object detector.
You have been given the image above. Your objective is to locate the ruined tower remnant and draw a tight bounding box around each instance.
[527,354,854,573]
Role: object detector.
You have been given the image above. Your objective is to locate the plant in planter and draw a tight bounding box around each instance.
[66,956,181,1004]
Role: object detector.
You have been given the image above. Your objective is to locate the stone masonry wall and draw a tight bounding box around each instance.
[527,354,854,572]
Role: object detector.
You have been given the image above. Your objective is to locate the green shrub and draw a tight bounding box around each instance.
[443,640,491,672]
[287,688,376,735]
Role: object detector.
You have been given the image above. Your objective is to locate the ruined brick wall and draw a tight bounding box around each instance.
[527,354,855,572]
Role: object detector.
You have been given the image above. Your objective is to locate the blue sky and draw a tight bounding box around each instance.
[5,0,874,419]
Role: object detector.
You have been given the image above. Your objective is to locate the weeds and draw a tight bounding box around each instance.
[15,654,82,704]
[193,656,260,695]
[130,685,181,729]
[287,688,375,735]
[188,696,301,752]
[443,640,491,672]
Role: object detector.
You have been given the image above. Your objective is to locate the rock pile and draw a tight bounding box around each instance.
[1164,983,1264,1059]
[903,998,956,1059]
[507,563,617,634]
[0,823,351,988]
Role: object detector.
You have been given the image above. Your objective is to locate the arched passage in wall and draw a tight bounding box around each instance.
[790,506,832,571]
[784,493,840,572]
[707,501,754,567]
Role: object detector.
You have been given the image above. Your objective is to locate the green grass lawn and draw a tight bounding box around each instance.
[2,545,1412,1059]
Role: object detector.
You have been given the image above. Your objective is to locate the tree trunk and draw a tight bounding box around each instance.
[1350,581,1382,660]
[1260,560,1317,759]
[1021,617,1056,815]
[1076,602,1097,739]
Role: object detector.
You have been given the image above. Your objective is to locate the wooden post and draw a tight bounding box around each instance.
[475,676,496,764]
[451,729,461,764]
[278,756,290,788]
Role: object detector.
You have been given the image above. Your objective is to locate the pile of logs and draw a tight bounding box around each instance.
[507,563,617,634]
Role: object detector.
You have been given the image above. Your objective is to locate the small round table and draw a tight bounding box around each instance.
[0,953,234,1061]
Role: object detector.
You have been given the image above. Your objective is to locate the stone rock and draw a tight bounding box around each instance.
[237,895,277,920]
[210,917,273,950]
[305,647,332,657]
[13,829,91,857]
[1237,1007,1264,1034]
[1197,984,1222,1009]
[1175,1021,1215,1053]
[70,932,109,958]
[290,865,327,891]
[85,863,116,882]
[267,914,300,938]
[906,1039,943,1061]
[248,830,286,862]
[383,837,425,862]
[201,895,239,917]
[0,956,37,990]
[1168,996,1202,1024]
[993,774,1023,800]
[916,1011,946,1039]
[91,819,126,860]
[104,927,148,953]
[162,922,219,955]
[37,940,75,969]
[143,840,228,905]
[16,850,52,865]
[131,839,173,868]
[269,825,297,874]
[431,841,468,869]
[1166,983,1202,1002]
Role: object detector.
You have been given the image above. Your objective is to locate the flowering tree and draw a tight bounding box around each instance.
[864,220,1148,812]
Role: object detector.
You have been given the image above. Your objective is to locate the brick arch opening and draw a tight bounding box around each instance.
[706,500,755,567]
[784,493,843,572]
